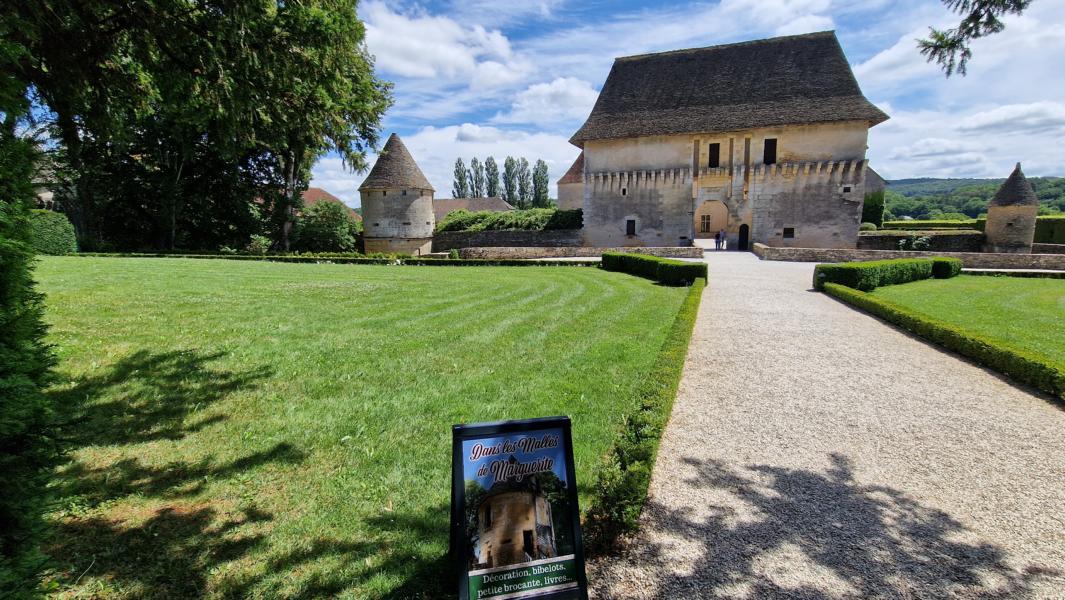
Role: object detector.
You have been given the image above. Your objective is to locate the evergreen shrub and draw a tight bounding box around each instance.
[601,252,706,286]
[813,258,942,291]
[28,209,77,255]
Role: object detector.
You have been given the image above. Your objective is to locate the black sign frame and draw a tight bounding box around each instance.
[450,416,589,600]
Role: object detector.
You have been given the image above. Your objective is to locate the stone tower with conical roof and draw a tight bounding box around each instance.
[359,133,435,255]
[984,163,1038,254]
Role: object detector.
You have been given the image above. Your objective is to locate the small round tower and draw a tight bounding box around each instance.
[983,163,1038,254]
[359,133,435,255]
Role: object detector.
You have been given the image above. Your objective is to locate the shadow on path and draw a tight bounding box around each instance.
[600,454,1057,599]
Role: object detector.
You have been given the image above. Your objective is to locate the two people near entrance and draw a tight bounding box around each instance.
[714,229,727,250]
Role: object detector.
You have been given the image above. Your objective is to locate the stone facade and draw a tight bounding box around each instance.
[983,163,1039,254]
[458,246,703,260]
[566,32,886,251]
[433,229,582,251]
[752,243,1065,270]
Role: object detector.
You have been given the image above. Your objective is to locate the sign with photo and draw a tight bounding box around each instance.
[450,416,588,600]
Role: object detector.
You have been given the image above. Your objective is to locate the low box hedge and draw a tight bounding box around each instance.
[824,283,1065,400]
[931,257,963,279]
[71,252,598,268]
[881,220,979,230]
[813,258,942,291]
[601,252,707,286]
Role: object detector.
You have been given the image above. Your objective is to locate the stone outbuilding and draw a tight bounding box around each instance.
[567,31,888,250]
[474,474,557,570]
[359,133,435,255]
[984,163,1039,254]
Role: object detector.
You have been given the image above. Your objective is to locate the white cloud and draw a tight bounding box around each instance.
[493,77,599,125]
[310,157,363,208]
[959,102,1065,135]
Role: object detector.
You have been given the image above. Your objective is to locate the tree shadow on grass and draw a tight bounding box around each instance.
[53,349,274,446]
[598,454,1059,599]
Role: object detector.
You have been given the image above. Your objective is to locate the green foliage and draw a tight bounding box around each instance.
[452,158,470,199]
[931,257,963,279]
[859,222,878,231]
[245,235,272,255]
[484,157,500,198]
[584,278,704,549]
[825,283,1064,400]
[502,157,518,207]
[1035,216,1065,244]
[918,0,1031,77]
[435,208,583,232]
[601,253,708,286]
[28,210,77,255]
[861,190,885,227]
[882,220,979,230]
[897,234,932,251]
[884,177,1065,220]
[533,159,550,208]
[447,249,460,260]
[517,158,531,208]
[292,201,360,253]
[813,258,943,291]
[467,157,485,198]
[930,212,971,221]
[0,127,57,597]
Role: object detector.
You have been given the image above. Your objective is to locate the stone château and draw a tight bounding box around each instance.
[561,31,889,250]
[359,133,436,255]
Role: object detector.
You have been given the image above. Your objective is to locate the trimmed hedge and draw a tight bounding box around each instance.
[601,252,707,286]
[932,257,963,279]
[584,277,705,550]
[824,283,1065,400]
[435,208,582,233]
[72,253,599,268]
[1035,216,1065,244]
[882,220,979,230]
[28,209,77,255]
[813,258,938,291]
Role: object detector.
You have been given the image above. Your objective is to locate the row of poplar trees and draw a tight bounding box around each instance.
[0,2,390,595]
[452,157,551,209]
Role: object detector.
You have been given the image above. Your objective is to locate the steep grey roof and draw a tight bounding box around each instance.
[359,133,434,192]
[570,31,888,145]
[557,152,584,185]
[991,163,1038,207]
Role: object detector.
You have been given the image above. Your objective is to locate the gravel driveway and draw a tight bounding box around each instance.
[591,252,1065,599]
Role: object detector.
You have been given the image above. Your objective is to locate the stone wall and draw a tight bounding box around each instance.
[432,229,582,251]
[752,242,1065,270]
[857,230,984,252]
[1033,243,1065,254]
[582,167,694,247]
[458,246,703,260]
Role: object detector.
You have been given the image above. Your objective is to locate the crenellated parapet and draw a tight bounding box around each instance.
[587,168,692,191]
[694,159,868,184]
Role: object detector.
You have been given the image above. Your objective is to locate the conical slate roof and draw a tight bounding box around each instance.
[359,133,434,192]
[990,163,1038,207]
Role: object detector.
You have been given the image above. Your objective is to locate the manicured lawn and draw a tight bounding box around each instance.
[870,275,1065,365]
[35,257,689,599]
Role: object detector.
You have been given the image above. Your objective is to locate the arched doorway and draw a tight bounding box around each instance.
[693,201,727,239]
[738,224,750,251]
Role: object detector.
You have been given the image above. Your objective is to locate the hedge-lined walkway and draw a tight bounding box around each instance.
[591,252,1065,599]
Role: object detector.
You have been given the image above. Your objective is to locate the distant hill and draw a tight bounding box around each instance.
[882,176,1065,220]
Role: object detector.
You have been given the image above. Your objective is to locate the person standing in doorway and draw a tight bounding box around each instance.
[718,229,727,250]
[714,230,721,250]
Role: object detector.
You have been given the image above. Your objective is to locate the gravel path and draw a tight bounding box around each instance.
[591,252,1065,599]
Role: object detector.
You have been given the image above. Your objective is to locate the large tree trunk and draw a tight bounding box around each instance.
[280,138,305,252]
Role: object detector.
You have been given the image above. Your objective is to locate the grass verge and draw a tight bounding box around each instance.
[583,276,706,550]
[824,281,1065,400]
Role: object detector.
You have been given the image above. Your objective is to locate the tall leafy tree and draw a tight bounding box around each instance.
[453,158,470,198]
[517,158,532,209]
[920,0,1032,76]
[533,159,550,208]
[468,157,486,198]
[484,156,500,198]
[502,157,519,207]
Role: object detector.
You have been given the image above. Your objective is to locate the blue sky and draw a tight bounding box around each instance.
[311,0,1065,207]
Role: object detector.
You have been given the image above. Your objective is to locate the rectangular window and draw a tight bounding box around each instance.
[700,214,712,233]
[763,138,778,165]
[626,219,636,236]
[523,530,534,558]
[708,143,720,168]
[783,227,795,239]
[484,503,492,529]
